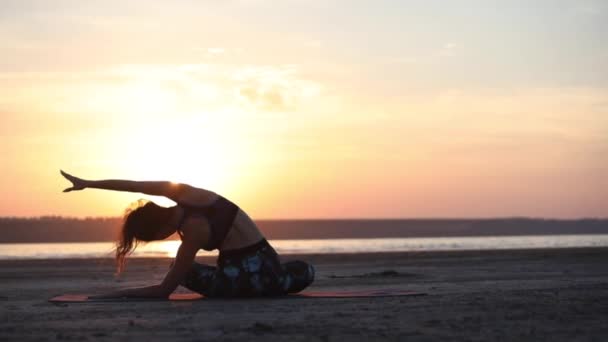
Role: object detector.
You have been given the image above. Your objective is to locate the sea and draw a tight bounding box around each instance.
[1,235,608,260]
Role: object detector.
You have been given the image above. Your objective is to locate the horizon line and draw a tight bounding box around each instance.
[0,215,606,221]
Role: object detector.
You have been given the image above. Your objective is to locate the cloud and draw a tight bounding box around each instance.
[238,86,285,111]
[0,61,324,124]
[207,48,225,54]
[303,40,322,49]
[438,43,458,57]
[231,65,322,112]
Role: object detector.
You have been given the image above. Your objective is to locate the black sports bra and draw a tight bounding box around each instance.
[176,195,240,251]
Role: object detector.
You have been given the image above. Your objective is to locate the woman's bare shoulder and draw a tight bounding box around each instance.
[172,183,219,206]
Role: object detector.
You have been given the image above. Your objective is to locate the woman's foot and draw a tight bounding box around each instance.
[283,261,315,293]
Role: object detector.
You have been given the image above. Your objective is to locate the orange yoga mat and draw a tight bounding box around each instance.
[49,289,425,303]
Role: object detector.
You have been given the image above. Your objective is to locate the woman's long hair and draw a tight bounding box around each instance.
[115,199,172,274]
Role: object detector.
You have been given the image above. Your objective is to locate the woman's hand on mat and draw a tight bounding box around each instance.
[88,292,136,300]
[88,292,124,300]
[89,285,170,299]
[60,170,90,193]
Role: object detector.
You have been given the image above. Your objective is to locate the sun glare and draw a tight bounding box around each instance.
[141,240,181,258]
[111,119,233,187]
[121,81,177,117]
[97,74,258,203]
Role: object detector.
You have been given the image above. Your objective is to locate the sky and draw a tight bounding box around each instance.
[1,0,606,219]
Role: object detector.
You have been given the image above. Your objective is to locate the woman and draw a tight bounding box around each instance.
[60,170,315,298]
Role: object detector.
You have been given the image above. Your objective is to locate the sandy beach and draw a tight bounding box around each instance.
[1,247,607,341]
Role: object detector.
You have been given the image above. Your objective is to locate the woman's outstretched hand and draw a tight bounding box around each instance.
[60,170,90,192]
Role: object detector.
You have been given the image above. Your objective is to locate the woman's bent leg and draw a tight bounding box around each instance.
[220,247,287,297]
[178,261,221,297]
[217,239,291,297]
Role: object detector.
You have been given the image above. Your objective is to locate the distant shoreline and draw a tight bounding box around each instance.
[1,246,608,263]
[2,231,608,243]
[0,217,606,243]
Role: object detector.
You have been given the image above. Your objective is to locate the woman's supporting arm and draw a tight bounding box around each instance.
[88,284,170,299]
[158,236,200,294]
[89,236,200,299]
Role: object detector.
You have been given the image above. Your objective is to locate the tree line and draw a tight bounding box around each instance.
[0,216,606,243]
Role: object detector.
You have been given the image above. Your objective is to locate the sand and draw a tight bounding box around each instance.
[1,247,608,341]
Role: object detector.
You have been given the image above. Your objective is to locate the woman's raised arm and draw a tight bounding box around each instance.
[60,170,186,200]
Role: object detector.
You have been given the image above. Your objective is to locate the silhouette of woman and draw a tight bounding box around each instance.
[60,170,314,298]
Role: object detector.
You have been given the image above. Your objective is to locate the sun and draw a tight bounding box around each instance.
[92,73,265,209]
[96,76,225,186]
[111,118,234,194]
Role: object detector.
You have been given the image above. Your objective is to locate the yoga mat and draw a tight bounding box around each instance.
[49,289,425,303]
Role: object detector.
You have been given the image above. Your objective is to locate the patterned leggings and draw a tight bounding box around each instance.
[178,239,315,298]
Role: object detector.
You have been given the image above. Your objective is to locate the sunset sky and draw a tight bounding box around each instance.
[1,0,606,219]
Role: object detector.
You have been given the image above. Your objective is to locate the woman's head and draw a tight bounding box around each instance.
[115,199,175,274]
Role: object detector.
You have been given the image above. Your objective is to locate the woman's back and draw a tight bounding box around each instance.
[175,185,264,251]
[220,209,264,250]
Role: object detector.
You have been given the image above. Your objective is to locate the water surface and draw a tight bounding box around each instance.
[1,235,608,259]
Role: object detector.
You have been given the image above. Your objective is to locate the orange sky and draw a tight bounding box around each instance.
[1,0,607,219]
